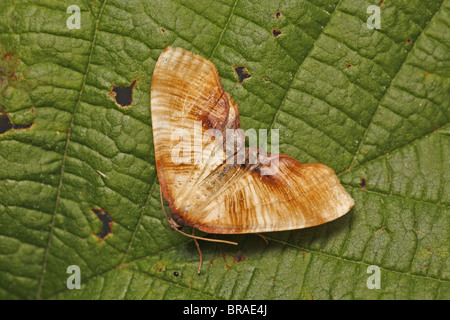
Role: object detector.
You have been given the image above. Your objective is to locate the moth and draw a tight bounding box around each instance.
[151,47,354,272]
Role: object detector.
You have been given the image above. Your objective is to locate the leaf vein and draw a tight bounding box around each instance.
[36,0,108,300]
[268,0,344,134]
[348,0,447,170]
[209,0,239,59]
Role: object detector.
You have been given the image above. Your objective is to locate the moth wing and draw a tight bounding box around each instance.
[152,47,354,234]
[179,154,354,234]
[151,47,233,214]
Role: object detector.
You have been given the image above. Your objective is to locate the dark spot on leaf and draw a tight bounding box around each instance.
[271,28,282,38]
[263,77,270,83]
[381,227,386,232]
[1,51,20,84]
[110,79,137,108]
[425,71,430,76]
[275,11,282,19]
[345,63,353,70]
[173,271,179,277]
[232,251,246,263]
[221,251,246,270]
[152,261,164,273]
[91,208,113,241]
[0,113,34,135]
[407,38,412,45]
[234,66,251,84]
[359,177,367,189]
[161,28,166,34]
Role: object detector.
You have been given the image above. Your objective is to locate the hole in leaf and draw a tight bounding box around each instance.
[91,208,114,241]
[275,11,282,19]
[0,113,34,135]
[233,66,251,84]
[271,29,282,38]
[110,79,137,108]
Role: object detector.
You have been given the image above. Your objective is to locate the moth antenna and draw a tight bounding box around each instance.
[159,187,238,246]
[171,224,239,246]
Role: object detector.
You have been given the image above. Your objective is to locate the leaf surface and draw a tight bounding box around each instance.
[0,0,448,299]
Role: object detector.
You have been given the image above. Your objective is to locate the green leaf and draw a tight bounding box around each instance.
[0,0,448,300]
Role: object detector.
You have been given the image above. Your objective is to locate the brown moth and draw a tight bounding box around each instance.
[151,47,354,251]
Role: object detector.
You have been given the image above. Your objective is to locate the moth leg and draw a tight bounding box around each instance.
[168,217,182,231]
[192,228,203,275]
[256,233,269,245]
